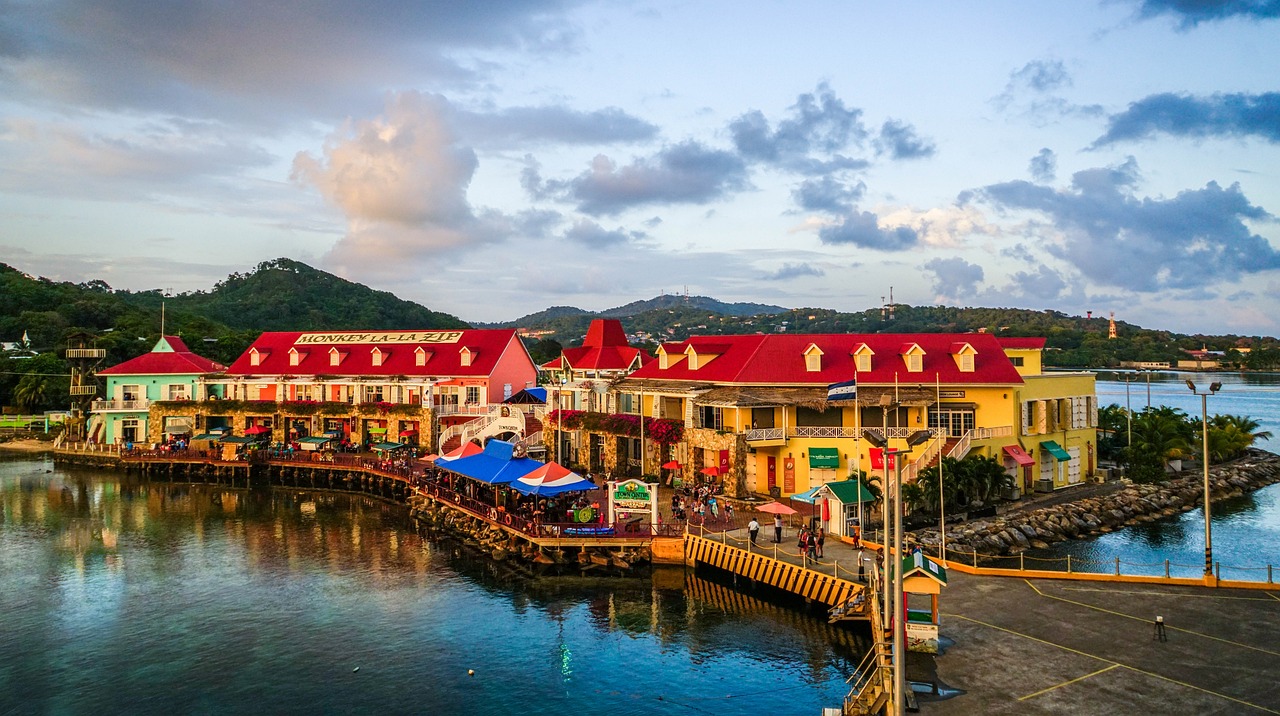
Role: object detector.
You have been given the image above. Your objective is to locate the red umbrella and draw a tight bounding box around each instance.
[436,441,482,462]
[399,429,418,437]
[244,425,270,435]
[661,460,682,469]
[699,466,722,476]
[754,501,797,515]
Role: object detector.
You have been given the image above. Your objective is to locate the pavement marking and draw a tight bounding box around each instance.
[1059,585,1279,602]
[1023,579,1280,658]
[1017,664,1119,701]
[945,613,1280,715]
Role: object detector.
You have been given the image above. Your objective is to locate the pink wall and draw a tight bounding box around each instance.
[487,335,537,403]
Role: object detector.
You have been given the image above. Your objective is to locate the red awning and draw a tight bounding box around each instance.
[1003,445,1034,466]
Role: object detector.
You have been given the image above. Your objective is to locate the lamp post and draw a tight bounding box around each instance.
[1144,369,1152,409]
[862,427,932,716]
[1186,380,1221,577]
[1123,372,1133,447]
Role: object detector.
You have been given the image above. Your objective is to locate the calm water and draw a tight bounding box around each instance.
[0,456,864,716]
[1024,370,1280,579]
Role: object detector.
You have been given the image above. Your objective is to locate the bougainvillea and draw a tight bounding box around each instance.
[547,409,684,445]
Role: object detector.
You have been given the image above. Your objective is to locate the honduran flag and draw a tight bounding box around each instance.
[826,378,858,402]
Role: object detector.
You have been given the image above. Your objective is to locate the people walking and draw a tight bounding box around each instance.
[748,517,760,546]
[815,526,826,558]
[773,515,783,543]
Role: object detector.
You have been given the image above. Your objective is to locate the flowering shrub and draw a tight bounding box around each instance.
[547,409,683,445]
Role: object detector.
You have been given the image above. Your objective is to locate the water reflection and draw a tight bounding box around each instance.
[0,457,864,716]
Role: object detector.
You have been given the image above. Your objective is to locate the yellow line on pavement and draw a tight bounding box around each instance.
[1023,579,1280,658]
[1268,592,1280,602]
[1018,664,1119,701]
[1059,585,1277,602]
[945,613,1280,714]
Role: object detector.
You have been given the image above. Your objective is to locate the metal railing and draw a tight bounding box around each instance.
[792,426,859,438]
[932,546,1277,584]
[744,427,785,442]
[432,403,493,417]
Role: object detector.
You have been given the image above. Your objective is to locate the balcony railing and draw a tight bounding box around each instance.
[432,403,492,417]
[91,399,150,412]
[790,426,860,439]
[744,427,785,442]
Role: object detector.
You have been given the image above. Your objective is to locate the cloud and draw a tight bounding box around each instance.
[454,104,659,147]
[817,211,918,250]
[976,158,1280,291]
[875,205,1000,248]
[524,140,750,215]
[563,219,644,248]
[292,91,513,271]
[875,119,936,159]
[762,262,824,281]
[1090,92,1280,147]
[1130,0,1280,27]
[923,257,985,299]
[0,0,585,125]
[792,177,865,213]
[728,83,872,174]
[1029,148,1057,183]
[995,60,1071,108]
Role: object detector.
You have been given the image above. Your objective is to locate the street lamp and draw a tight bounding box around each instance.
[1123,371,1134,447]
[1186,380,1221,578]
[861,427,931,716]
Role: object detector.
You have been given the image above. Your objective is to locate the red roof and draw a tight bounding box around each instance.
[224,329,524,377]
[996,337,1047,349]
[99,336,225,375]
[549,319,652,373]
[631,333,1026,385]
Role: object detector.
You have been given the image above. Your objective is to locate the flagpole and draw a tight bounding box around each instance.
[937,371,946,566]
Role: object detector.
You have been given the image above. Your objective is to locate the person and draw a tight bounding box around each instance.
[725,502,734,523]
[748,517,760,546]
[857,548,867,582]
[708,496,719,522]
[815,526,826,558]
[773,514,783,543]
[798,528,811,563]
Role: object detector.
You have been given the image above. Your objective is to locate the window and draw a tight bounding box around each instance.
[415,348,428,366]
[928,408,975,438]
[698,406,723,430]
[465,386,481,404]
[907,354,922,372]
[796,406,842,427]
[1010,356,1024,367]
[618,393,637,414]
[289,349,303,367]
[855,353,872,372]
[371,348,384,367]
[958,354,974,372]
[364,385,384,403]
[804,344,823,372]
[166,384,189,401]
[329,348,343,367]
[250,349,264,366]
[460,348,473,367]
[120,384,142,401]
[751,407,775,429]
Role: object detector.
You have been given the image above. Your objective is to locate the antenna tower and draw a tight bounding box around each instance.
[1108,312,1117,340]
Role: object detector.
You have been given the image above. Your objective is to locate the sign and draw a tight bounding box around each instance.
[939,390,966,399]
[294,331,463,346]
[718,449,730,474]
[783,458,795,493]
[767,456,777,490]
[826,378,858,401]
[612,479,652,509]
[906,621,940,654]
[869,447,896,470]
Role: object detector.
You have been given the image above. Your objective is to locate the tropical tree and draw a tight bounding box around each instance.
[1204,414,1273,462]
[1097,403,1130,461]
[1127,407,1191,471]
[13,373,51,412]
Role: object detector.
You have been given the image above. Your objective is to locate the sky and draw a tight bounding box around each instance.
[1,1,1279,336]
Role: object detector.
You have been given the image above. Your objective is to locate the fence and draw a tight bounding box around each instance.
[923,545,1277,585]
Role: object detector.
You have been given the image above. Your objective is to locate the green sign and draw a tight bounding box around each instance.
[613,480,651,503]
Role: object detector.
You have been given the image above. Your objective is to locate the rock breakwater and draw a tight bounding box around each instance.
[913,449,1280,557]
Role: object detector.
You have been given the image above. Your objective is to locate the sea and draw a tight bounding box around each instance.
[1024,370,1280,580]
[0,455,865,716]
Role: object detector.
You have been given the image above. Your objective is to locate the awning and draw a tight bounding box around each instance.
[372,441,407,451]
[298,436,332,445]
[789,485,824,504]
[437,439,547,485]
[1040,440,1071,461]
[191,433,223,441]
[808,447,840,469]
[366,427,387,434]
[1002,444,1035,466]
[222,436,259,444]
[398,429,418,437]
[819,479,877,504]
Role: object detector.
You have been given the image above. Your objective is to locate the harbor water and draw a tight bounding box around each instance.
[1026,370,1280,579]
[0,456,866,716]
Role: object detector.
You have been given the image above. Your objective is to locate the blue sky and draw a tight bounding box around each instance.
[1,1,1278,335]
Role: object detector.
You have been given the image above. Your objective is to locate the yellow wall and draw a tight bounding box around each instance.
[1003,347,1043,376]
[1017,372,1098,489]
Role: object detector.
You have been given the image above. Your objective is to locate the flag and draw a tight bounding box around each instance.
[826,378,858,402]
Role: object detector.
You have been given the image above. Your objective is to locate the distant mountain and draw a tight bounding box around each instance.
[169,258,468,332]
[488,305,591,327]
[599,294,787,318]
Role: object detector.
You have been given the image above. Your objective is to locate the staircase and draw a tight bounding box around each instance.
[436,407,529,451]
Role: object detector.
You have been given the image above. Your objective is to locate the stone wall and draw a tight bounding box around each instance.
[913,449,1280,556]
[145,401,433,448]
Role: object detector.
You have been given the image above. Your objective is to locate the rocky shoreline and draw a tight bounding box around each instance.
[912,449,1280,557]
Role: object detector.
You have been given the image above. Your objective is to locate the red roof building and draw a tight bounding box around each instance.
[99,336,225,376]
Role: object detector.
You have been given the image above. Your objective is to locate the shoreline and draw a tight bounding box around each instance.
[0,438,56,453]
[912,448,1280,558]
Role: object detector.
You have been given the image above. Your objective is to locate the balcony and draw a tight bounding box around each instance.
[92,399,150,412]
[432,403,492,417]
[791,426,860,439]
[744,427,786,446]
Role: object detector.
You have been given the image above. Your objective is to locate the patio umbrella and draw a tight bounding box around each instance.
[399,429,418,437]
[754,501,797,515]
[244,425,270,436]
[436,441,483,462]
[509,462,594,496]
[661,460,682,469]
[699,466,722,476]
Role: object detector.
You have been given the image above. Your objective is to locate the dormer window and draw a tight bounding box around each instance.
[658,346,670,370]
[459,347,473,367]
[371,347,385,367]
[288,348,305,367]
[250,348,267,367]
[803,343,824,372]
[329,347,345,367]
[950,342,976,373]
[900,343,925,373]
[415,347,430,367]
[852,343,874,373]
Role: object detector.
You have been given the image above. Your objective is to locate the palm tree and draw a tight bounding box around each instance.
[1128,409,1191,471]
[1205,414,1272,462]
[13,374,51,412]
